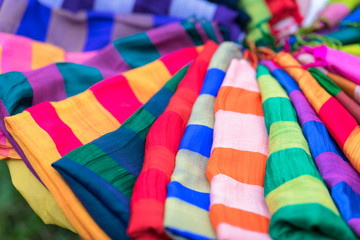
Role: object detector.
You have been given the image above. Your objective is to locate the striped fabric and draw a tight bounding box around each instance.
[52,64,190,240]
[296,53,360,105]
[0,0,182,51]
[0,20,221,161]
[309,68,360,124]
[257,64,356,240]
[207,59,271,240]
[37,0,246,41]
[128,41,218,240]
[262,59,360,237]
[274,52,360,174]
[4,43,205,239]
[163,42,242,240]
[0,32,96,73]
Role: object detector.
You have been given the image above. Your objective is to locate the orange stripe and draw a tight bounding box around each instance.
[215,87,264,116]
[327,72,356,98]
[207,147,267,186]
[210,204,270,233]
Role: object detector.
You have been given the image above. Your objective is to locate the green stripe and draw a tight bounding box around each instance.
[270,204,357,240]
[56,63,103,97]
[181,20,204,46]
[113,32,161,68]
[309,68,341,96]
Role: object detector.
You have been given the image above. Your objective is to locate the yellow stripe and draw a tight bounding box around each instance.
[52,90,120,145]
[266,175,339,215]
[269,121,311,156]
[124,60,172,104]
[5,111,110,240]
[258,74,289,103]
[32,41,65,69]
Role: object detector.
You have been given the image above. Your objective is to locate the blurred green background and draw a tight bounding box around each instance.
[0,160,79,240]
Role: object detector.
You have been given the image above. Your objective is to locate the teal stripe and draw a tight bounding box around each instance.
[181,20,204,46]
[201,21,219,43]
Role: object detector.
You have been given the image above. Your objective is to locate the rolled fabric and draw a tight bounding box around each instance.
[302,45,360,85]
[207,59,271,239]
[265,0,303,26]
[341,6,360,25]
[296,52,360,104]
[274,52,360,175]
[52,64,190,240]
[0,0,181,51]
[4,43,203,239]
[338,43,360,56]
[38,0,246,41]
[326,27,360,45]
[0,20,219,162]
[127,41,218,240]
[309,68,360,124]
[257,64,357,240]
[315,0,359,29]
[262,59,360,237]
[163,42,242,240]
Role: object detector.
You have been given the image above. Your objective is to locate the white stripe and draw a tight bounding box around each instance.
[94,0,136,13]
[169,0,217,20]
[217,223,272,240]
[211,174,270,218]
[212,110,269,156]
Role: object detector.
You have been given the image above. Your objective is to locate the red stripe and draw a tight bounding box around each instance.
[27,102,82,156]
[319,97,358,148]
[160,47,199,75]
[90,74,142,123]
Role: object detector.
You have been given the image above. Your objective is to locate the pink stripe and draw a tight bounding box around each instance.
[217,223,272,240]
[65,50,98,63]
[0,131,6,146]
[211,174,270,218]
[319,97,358,148]
[27,102,83,156]
[1,34,32,72]
[90,74,142,123]
[212,110,269,156]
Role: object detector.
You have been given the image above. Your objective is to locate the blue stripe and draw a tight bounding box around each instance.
[17,0,51,41]
[272,69,300,94]
[332,181,360,221]
[167,181,210,211]
[200,69,225,96]
[84,11,114,51]
[153,15,182,27]
[302,121,347,161]
[179,124,213,158]
[166,227,215,240]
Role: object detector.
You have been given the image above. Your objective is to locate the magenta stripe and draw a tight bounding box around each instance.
[348,219,360,236]
[147,22,194,56]
[289,90,321,126]
[316,152,360,196]
[1,34,31,72]
[24,64,67,105]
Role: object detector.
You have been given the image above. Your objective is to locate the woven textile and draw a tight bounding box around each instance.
[274,52,360,174]
[262,59,360,237]
[127,41,218,240]
[258,64,356,240]
[207,59,271,240]
[163,42,242,240]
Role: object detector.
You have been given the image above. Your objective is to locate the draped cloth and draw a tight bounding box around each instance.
[163,42,242,240]
[207,60,271,239]
[258,64,356,240]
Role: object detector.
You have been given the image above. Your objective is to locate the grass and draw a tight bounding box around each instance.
[0,160,79,240]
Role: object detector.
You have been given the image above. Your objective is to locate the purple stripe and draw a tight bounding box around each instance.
[112,13,154,41]
[62,0,94,12]
[348,218,360,236]
[316,152,360,196]
[260,60,279,72]
[83,43,131,78]
[147,22,194,56]
[213,5,241,41]
[289,90,321,126]
[0,100,44,184]
[133,0,171,14]
[195,22,208,43]
[24,64,67,105]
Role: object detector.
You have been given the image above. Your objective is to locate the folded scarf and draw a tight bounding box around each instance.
[163,42,242,240]
[296,52,360,105]
[0,0,181,51]
[274,52,360,175]
[0,19,219,161]
[309,68,360,124]
[52,63,191,240]
[257,64,356,240]
[302,45,360,85]
[262,59,360,237]
[206,59,271,239]
[127,41,218,240]
[4,41,205,239]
